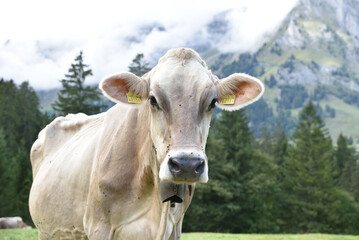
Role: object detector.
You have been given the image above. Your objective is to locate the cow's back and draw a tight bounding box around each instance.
[31,113,104,177]
[29,112,105,239]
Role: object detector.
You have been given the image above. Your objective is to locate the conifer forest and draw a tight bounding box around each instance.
[1,52,359,234]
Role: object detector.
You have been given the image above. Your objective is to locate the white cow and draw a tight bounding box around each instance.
[29,48,264,239]
[0,216,32,229]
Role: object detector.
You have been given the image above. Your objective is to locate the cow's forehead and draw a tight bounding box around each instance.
[153,65,213,88]
[149,50,216,98]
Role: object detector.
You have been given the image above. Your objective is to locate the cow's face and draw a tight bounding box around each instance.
[149,56,216,184]
[100,48,264,184]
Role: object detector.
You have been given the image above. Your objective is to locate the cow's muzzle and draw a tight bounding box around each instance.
[168,156,205,180]
[159,149,208,183]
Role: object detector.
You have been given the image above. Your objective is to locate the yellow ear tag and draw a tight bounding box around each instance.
[219,94,236,105]
[126,91,141,104]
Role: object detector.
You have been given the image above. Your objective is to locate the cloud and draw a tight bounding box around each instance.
[217,0,299,53]
[0,0,298,89]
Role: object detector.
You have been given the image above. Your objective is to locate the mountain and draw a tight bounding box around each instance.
[260,0,359,88]
[260,0,359,144]
[37,88,59,113]
[37,0,359,144]
[201,0,359,144]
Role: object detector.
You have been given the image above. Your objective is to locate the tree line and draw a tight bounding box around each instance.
[184,101,359,234]
[0,79,45,222]
[0,52,150,224]
[0,52,106,223]
[0,52,358,234]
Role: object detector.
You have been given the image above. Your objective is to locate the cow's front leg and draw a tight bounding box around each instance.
[84,220,113,240]
[83,194,114,240]
[84,214,114,239]
[168,216,184,240]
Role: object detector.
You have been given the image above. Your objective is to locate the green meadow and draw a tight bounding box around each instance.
[183,233,359,240]
[1,229,359,240]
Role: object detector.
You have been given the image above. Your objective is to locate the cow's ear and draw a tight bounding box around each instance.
[100,72,149,104]
[216,73,264,111]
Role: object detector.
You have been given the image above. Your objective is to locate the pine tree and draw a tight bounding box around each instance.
[0,79,44,222]
[246,149,282,233]
[128,53,151,76]
[335,134,359,201]
[352,163,359,202]
[0,128,10,215]
[272,123,288,166]
[0,79,21,152]
[52,51,103,115]
[258,127,273,155]
[281,101,335,232]
[335,134,356,191]
[215,110,254,177]
[184,110,256,232]
[10,140,32,220]
[18,82,43,150]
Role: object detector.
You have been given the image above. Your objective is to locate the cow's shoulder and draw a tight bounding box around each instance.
[30,112,106,177]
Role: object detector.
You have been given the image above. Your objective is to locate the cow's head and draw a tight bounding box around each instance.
[100,48,264,185]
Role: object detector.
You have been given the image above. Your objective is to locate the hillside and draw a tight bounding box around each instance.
[36,0,359,144]
[36,88,59,113]
[204,0,359,144]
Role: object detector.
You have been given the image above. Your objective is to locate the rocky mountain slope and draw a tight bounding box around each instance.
[197,0,359,144]
[37,0,359,144]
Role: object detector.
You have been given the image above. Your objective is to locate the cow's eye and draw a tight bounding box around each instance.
[149,96,160,109]
[208,98,217,111]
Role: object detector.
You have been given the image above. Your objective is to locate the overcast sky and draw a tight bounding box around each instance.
[0,0,298,89]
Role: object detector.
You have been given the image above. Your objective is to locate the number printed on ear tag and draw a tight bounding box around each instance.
[126,91,141,104]
[219,94,236,105]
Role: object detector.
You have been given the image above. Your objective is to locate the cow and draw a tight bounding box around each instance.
[29,48,264,240]
[0,216,32,229]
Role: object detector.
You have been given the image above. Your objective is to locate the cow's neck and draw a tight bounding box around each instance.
[99,103,191,239]
[136,104,192,239]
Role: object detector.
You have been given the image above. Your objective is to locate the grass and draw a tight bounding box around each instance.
[283,94,359,144]
[0,229,38,240]
[1,230,359,240]
[319,95,359,143]
[293,48,342,67]
[260,81,359,144]
[260,66,280,82]
[261,86,280,111]
[183,233,359,240]
[297,20,326,33]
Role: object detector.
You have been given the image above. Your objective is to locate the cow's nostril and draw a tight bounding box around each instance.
[168,156,206,179]
[168,158,181,173]
[195,159,205,175]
